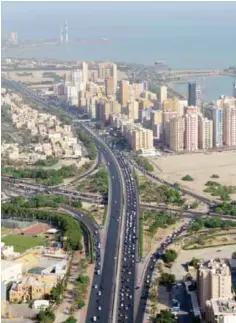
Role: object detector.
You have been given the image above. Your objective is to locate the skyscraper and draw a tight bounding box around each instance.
[169,116,185,151]
[233,82,236,98]
[198,114,213,150]
[209,106,223,148]
[111,63,117,94]
[157,86,167,105]
[184,108,198,151]
[188,82,201,107]
[120,80,130,107]
[223,105,236,147]
[105,77,115,97]
[82,61,88,84]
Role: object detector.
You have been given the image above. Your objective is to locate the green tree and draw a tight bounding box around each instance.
[162,249,177,264]
[36,308,55,323]
[155,309,175,323]
[62,317,77,323]
[159,273,175,288]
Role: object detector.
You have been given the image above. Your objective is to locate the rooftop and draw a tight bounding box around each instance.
[210,298,236,316]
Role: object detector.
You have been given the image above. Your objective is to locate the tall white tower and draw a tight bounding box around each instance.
[60,25,63,43]
[64,21,68,43]
[82,61,88,84]
[112,63,117,94]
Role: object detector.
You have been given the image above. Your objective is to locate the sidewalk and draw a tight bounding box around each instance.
[54,251,95,323]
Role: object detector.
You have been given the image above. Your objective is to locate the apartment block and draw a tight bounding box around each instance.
[127,100,139,121]
[162,111,178,147]
[169,116,185,151]
[120,80,130,107]
[128,126,153,151]
[198,114,213,149]
[223,105,236,147]
[206,298,236,323]
[184,108,198,152]
[197,259,232,313]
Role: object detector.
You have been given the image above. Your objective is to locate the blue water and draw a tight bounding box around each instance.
[173,75,236,102]
[2,2,236,99]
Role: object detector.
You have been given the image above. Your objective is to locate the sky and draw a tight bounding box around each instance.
[2,1,236,40]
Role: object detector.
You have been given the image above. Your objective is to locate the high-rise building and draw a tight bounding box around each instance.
[233,82,236,98]
[163,98,179,112]
[120,80,130,107]
[223,105,236,147]
[105,77,115,97]
[127,126,153,151]
[157,86,167,105]
[150,110,163,126]
[169,116,185,151]
[66,85,78,106]
[208,106,223,148]
[111,63,117,94]
[98,63,105,80]
[72,69,84,91]
[197,259,233,313]
[198,114,213,149]
[127,101,139,121]
[188,82,201,107]
[10,32,18,44]
[82,61,88,84]
[184,108,198,152]
[162,111,178,146]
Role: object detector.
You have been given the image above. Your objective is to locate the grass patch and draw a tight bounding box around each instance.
[143,210,179,238]
[133,155,154,172]
[139,177,185,206]
[2,234,45,253]
[204,181,236,201]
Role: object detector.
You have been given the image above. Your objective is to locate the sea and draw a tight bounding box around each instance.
[2,2,236,101]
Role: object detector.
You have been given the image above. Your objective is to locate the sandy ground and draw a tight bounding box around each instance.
[7,70,71,84]
[150,150,236,201]
[171,244,236,280]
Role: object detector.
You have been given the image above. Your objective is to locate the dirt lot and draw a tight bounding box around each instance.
[150,150,236,201]
[170,244,236,280]
[143,218,189,257]
[7,69,71,84]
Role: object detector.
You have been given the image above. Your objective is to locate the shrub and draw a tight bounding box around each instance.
[162,249,177,263]
[182,175,194,181]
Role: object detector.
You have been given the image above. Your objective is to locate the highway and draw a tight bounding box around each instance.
[81,124,124,323]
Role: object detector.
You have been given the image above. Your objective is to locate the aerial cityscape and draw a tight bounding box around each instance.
[1,2,236,323]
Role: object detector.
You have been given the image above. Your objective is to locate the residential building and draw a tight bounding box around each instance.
[198,114,213,149]
[120,80,130,107]
[157,86,167,105]
[9,275,58,303]
[188,82,201,107]
[209,106,223,148]
[206,298,236,323]
[105,77,115,97]
[66,85,78,106]
[111,63,117,93]
[223,105,236,147]
[162,111,178,147]
[127,101,139,121]
[184,107,198,152]
[169,116,185,151]
[98,63,105,80]
[150,110,163,126]
[163,98,179,112]
[197,259,233,313]
[82,61,88,84]
[127,125,153,151]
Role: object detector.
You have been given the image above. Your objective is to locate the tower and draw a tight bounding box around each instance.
[188,82,201,107]
[60,25,63,43]
[64,21,68,43]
